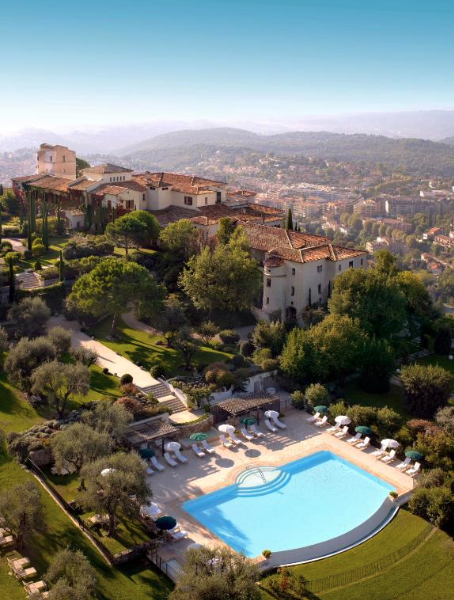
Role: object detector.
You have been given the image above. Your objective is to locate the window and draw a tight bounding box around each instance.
[266,278,271,287]
[291,286,295,296]
[338,264,342,272]
[205,197,208,205]
[63,155,66,162]
[361,258,364,265]
[162,187,169,191]
[266,297,270,305]
[184,196,193,206]
[317,265,323,273]
[318,283,322,294]
[349,261,354,268]
[292,268,295,275]
[126,200,134,209]
[142,194,145,201]
[216,191,222,203]
[149,186,155,190]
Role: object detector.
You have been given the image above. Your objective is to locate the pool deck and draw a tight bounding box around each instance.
[148,409,414,568]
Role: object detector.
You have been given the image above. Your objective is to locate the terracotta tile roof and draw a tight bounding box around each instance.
[11,174,47,184]
[227,189,257,198]
[136,171,226,194]
[242,222,367,264]
[67,178,98,191]
[81,163,133,175]
[27,175,71,193]
[92,184,131,197]
[150,206,198,227]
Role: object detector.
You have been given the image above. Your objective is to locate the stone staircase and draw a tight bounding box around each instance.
[141,382,187,414]
[16,272,41,290]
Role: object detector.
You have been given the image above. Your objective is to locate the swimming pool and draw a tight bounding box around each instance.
[183,450,396,559]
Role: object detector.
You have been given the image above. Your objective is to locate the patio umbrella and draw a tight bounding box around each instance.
[382,439,400,449]
[314,405,329,414]
[405,450,424,461]
[355,426,372,435]
[155,516,177,531]
[190,433,208,442]
[100,468,115,477]
[264,410,279,419]
[335,415,351,425]
[139,448,156,459]
[218,424,235,434]
[241,417,256,426]
[165,441,181,452]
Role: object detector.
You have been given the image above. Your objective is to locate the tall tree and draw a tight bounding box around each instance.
[130,210,160,245]
[4,251,20,303]
[45,548,97,600]
[81,452,148,536]
[8,296,51,338]
[0,481,42,549]
[400,364,452,419]
[51,423,112,471]
[286,208,294,230]
[105,214,147,257]
[216,217,236,245]
[68,257,165,334]
[159,219,200,262]
[180,227,261,314]
[58,249,64,282]
[31,361,91,418]
[81,401,132,442]
[4,337,56,393]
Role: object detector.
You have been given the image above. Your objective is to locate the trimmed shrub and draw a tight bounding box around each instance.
[229,354,247,369]
[401,364,452,419]
[305,383,331,407]
[22,249,32,260]
[219,330,240,345]
[17,281,66,313]
[150,364,165,379]
[346,405,377,427]
[240,340,254,357]
[261,358,279,372]
[120,374,133,386]
[291,390,306,410]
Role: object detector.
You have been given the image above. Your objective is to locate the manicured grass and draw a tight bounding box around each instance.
[0,453,173,600]
[344,381,407,417]
[261,512,454,600]
[17,236,68,271]
[90,317,233,377]
[0,371,44,433]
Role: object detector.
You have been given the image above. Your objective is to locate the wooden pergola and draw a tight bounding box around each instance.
[211,393,280,425]
[124,418,179,453]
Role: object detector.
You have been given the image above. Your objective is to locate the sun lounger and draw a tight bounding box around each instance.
[164,452,178,467]
[20,567,37,580]
[168,527,189,542]
[192,443,205,458]
[334,426,349,438]
[407,461,421,476]
[265,419,278,433]
[151,456,165,471]
[0,535,13,547]
[202,440,215,454]
[396,457,411,471]
[251,425,264,438]
[146,466,154,475]
[270,414,286,429]
[306,412,320,423]
[220,434,234,449]
[315,415,328,427]
[381,449,396,463]
[327,424,340,434]
[372,446,386,458]
[229,432,243,445]
[356,436,370,450]
[240,427,254,441]
[175,449,188,463]
[346,433,362,445]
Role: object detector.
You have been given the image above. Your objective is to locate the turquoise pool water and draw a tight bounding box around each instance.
[183,450,395,558]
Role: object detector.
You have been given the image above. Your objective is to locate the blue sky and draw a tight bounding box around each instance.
[0,0,453,131]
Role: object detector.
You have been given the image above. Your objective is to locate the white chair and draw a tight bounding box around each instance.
[168,527,189,542]
[306,412,320,423]
[151,456,165,471]
[175,449,188,463]
[315,415,328,427]
[396,457,411,471]
[372,445,386,458]
[381,449,396,463]
[407,462,421,476]
[356,436,370,450]
[202,440,215,454]
[164,452,178,467]
[327,424,340,434]
[229,431,243,445]
[270,414,286,429]
[251,425,264,438]
[265,419,278,433]
[334,425,349,438]
[220,434,234,449]
[346,433,362,445]
[192,443,205,458]
[240,427,254,441]
[146,466,154,475]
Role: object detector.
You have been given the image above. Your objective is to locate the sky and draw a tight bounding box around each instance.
[0,0,453,132]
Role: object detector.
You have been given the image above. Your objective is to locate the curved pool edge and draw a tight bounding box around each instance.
[260,497,399,571]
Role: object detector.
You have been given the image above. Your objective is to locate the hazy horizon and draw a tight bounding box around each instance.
[1,0,453,133]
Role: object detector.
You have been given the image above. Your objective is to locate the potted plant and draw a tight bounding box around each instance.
[389,491,398,500]
[262,549,272,560]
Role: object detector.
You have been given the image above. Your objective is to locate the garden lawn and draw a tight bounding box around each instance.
[0,371,44,433]
[344,381,407,417]
[261,512,454,600]
[90,317,233,377]
[0,453,173,600]
[18,236,68,271]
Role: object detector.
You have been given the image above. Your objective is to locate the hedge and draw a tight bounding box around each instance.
[17,281,66,312]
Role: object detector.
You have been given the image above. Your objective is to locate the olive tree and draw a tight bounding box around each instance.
[47,326,72,357]
[5,336,56,393]
[31,361,90,418]
[51,423,112,472]
[45,548,97,600]
[81,401,132,442]
[8,297,51,338]
[0,481,42,548]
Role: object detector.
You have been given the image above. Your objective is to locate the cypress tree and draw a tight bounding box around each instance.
[7,257,15,303]
[27,210,32,252]
[58,250,64,282]
[286,208,293,230]
[0,205,2,245]
[42,198,49,251]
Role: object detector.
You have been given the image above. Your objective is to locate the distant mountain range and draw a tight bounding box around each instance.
[119,128,454,177]
[1,110,454,155]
